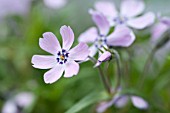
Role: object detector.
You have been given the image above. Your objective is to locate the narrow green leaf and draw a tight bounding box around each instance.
[65,91,109,113]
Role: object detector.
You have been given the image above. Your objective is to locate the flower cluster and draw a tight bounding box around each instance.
[31,0,170,112]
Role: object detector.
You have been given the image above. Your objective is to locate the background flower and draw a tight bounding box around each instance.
[43,0,67,9]
[0,0,32,19]
[1,92,35,113]
[151,16,170,41]
[91,0,155,38]
[79,12,135,58]
[96,94,148,113]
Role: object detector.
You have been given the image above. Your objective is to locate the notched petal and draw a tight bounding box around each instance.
[69,42,90,61]
[31,55,56,69]
[39,32,61,55]
[64,61,79,78]
[44,65,64,84]
[60,25,74,50]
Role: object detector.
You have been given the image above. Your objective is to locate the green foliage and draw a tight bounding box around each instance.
[65,91,109,113]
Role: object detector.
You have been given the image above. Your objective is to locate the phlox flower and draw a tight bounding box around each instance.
[151,16,170,41]
[78,12,135,58]
[44,0,67,9]
[2,92,35,113]
[151,15,170,66]
[32,25,89,84]
[0,0,31,19]
[91,0,155,35]
[97,94,148,113]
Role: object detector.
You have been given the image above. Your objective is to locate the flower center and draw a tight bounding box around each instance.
[94,35,107,49]
[56,49,69,64]
[113,16,128,25]
[60,55,65,61]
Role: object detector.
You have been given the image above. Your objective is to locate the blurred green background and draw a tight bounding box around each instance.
[0,0,170,113]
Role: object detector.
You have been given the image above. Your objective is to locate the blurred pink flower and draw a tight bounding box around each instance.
[44,0,67,9]
[32,25,89,84]
[91,0,155,35]
[0,0,32,19]
[150,16,170,67]
[78,12,135,57]
[151,16,170,41]
[130,96,148,109]
[2,92,35,113]
[96,94,148,113]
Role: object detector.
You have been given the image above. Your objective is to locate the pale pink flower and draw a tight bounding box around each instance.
[0,0,32,19]
[91,0,155,33]
[130,96,148,109]
[2,92,35,113]
[151,16,170,41]
[44,0,67,9]
[151,16,170,67]
[32,25,89,84]
[78,12,135,57]
[96,94,148,113]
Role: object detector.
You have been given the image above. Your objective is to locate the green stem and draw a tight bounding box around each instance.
[138,49,156,88]
[88,56,111,94]
[138,31,170,88]
[111,50,122,93]
[104,62,112,86]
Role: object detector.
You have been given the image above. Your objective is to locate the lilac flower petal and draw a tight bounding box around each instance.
[0,0,31,18]
[97,94,129,112]
[14,92,35,108]
[120,0,145,17]
[64,61,79,78]
[151,23,168,41]
[69,42,90,61]
[2,100,17,113]
[131,96,149,109]
[39,32,61,55]
[89,45,98,57]
[95,1,118,18]
[44,0,67,9]
[96,101,112,113]
[78,27,98,43]
[95,51,111,67]
[32,55,56,69]
[91,12,110,35]
[127,12,155,29]
[161,17,170,26]
[44,65,64,84]
[2,92,35,113]
[114,95,129,108]
[107,26,135,47]
[60,25,74,50]
[98,51,111,62]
